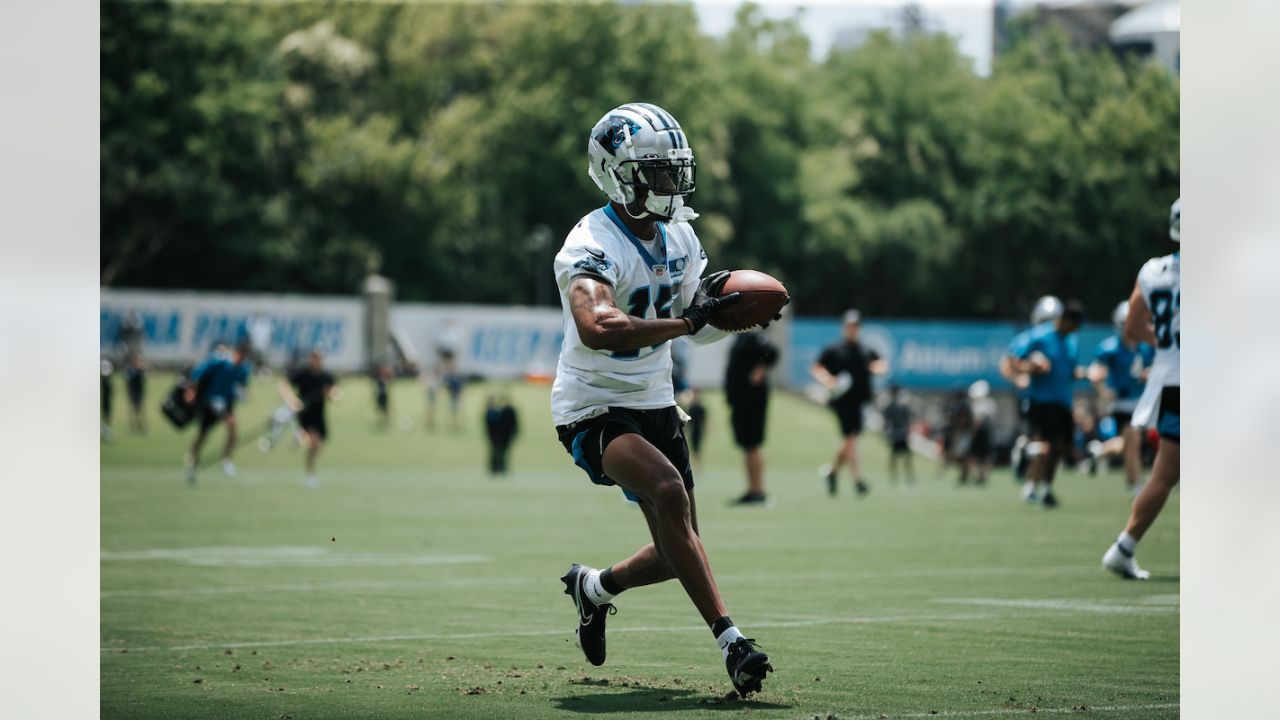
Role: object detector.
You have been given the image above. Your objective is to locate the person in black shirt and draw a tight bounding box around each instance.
[483,394,519,476]
[374,364,392,431]
[124,352,149,433]
[723,331,780,505]
[810,310,888,496]
[279,349,338,488]
[881,384,914,483]
[101,358,115,442]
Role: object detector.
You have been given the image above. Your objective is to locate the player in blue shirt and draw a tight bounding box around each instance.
[1009,300,1085,508]
[1088,301,1154,494]
[183,341,252,484]
[999,295,1063,482]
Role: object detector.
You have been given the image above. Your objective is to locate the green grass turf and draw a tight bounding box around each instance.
[101,374,1178,719]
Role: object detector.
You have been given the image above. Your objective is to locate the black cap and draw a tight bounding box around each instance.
[1062,300,1085,323]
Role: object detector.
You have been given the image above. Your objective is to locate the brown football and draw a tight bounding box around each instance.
[709,270,790,331]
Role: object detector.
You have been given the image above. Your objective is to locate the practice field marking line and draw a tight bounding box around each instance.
[932,598,1179,615]
[99,565,1109,601]
[100,546,490,568]
[101,577,525,599]
[101,612,994,653]
[840,702,1178,719]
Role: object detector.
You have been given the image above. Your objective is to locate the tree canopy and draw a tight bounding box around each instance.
[101,1,1179,319]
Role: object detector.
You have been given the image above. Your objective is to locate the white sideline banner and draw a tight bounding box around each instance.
[99,288,365,371]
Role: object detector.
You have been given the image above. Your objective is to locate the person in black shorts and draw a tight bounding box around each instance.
[279,349,337,488]
[124,351,148,433]
[723,331,779,505]
[484,393,519,476]
[810,310,887,497]
[881,384,914,483]
[100,358,115,442]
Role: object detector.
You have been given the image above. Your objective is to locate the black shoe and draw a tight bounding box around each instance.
[731,492,767,506]
[1041,491,1059,509]
[560,564,614,666]
[854,479,870,496]
[724,637,772,697]
[820,465,837,496]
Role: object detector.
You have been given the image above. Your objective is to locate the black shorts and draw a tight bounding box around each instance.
[832,401,864,436]
[1027,402,1073,443]
[890,438,910,454]
[729,397,767,450]
[299,410,328,440]
[556,406,693,503]
[1157,386,1179,442]
[197,401,232,432]
[1110,410,1133,430]
[967,425,993,460]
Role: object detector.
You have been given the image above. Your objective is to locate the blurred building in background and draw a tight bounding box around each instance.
[996,0,1179,73]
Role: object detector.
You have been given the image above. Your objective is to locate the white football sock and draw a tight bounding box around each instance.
[716,626,745,658]
[1117,531,1138,556]
[583,569,615,605]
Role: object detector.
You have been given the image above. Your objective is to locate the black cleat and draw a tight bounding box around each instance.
[724,637,772,697]
[730,492,767,506]
[1041,491,1059,509]
[820,465,837,496]
[560,563,614,666]
[854,479,870,496]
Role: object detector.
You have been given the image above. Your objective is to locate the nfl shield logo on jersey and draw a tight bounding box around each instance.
[653,265,666,277]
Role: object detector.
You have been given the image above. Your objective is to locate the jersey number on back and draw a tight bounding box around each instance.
[612,284,674,359]
[1149,289,1179,350]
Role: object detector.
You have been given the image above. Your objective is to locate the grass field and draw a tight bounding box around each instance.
[101,374,1178,719]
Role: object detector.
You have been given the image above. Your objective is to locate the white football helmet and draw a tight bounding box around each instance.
[587,103,698,223]
[1111,300,1129,334]
[1030,295,1063,325]
[1169,197,1180,242]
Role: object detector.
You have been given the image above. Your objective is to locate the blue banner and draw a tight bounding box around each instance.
[788,318,1112,391]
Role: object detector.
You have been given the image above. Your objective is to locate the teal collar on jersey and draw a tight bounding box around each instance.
[602,204,667,269]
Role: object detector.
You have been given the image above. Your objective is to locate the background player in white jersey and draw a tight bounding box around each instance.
[552,103,772,697]
[1103,198,1180,579]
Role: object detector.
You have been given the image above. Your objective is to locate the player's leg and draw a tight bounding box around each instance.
[603,433,729,624]
[1121,421,1142,491]
[220,412,239,476]
[1104,439,1178,579]
[1127,439,1179,540]
[743,448,764,497]
[186,413,210,484]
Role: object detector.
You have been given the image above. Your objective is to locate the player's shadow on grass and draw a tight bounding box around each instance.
[551,684,790,713]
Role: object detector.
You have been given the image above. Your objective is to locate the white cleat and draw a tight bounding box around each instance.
[184,456,197,486]
[1102,543,1150,580]
[221,459,238,478]
[304,474,319,489]
[1020,483,1038,504]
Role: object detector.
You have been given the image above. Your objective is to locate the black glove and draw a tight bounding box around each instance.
[680,270,739,334]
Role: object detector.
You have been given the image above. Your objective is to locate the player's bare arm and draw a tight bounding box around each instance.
[1123,279,1157,347]
[569,275,693,351]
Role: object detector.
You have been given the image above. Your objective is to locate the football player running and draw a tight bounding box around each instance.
[552,103,772,696]
[1102,198,1181,579]
[1087,301,1154,494]
[999,296,1063,485]
[1008,299,1087,508]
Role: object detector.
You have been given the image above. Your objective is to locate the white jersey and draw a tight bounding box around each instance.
[1131,252,1180,428]
[551,206,721,426]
